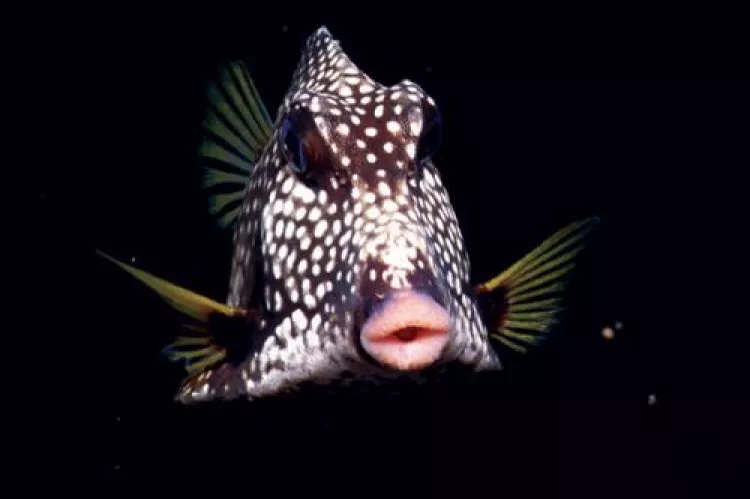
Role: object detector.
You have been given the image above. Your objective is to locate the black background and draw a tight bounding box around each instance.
[45,8,747,498]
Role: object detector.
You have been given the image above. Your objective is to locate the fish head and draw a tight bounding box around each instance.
[241,27,500,398]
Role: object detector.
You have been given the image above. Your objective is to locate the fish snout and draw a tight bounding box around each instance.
[359,290,452,372]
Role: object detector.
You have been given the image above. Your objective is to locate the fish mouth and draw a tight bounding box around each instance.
[359,290,452,372]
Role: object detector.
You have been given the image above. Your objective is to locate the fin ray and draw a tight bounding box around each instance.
[199,61,273,230]
[476,217,599,354]
[96,250,247,374]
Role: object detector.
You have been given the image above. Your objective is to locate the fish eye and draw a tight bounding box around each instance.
[279,105,334,184]
[280,114,308,174]
[415,105,442,166]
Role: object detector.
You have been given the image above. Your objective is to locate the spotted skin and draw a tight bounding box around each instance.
[179,27,501,403]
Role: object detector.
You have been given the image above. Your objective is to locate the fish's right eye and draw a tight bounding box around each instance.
[280,112,307,175]
[279,106,333,182]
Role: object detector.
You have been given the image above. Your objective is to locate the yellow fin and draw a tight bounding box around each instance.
[95,250,243,322]
[475,217,599,354]
[95,250,248,373]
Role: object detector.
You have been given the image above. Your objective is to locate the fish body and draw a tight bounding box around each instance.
[97,27,598,404]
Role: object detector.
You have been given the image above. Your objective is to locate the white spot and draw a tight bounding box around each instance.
[406,142,416,159]
[312,246,324,261]
[383,142,394,153]
[374,104,384,118]
[292,309,308,331]
[378,182,391,196]
[341,155,351,167]
[366,153,377,163]
[365,206,380,220]
[410,119,422,136]
[336,123,350,136]
[281,176,295,194]
[344,213,354,227]
[309,207,322,222]
[314,220,328,238]
[383,199,399,212]
[304,294,317,309]
[350,115,361,125]
[278,244,289,259]
[365,127,377,137]
[360,83,374,94]
[386,121,401,133]
[283,199,294,216]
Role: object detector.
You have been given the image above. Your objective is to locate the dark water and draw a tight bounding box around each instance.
[45,12,746,498]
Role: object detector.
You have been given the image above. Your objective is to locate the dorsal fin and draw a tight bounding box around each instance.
[198,60,274,229]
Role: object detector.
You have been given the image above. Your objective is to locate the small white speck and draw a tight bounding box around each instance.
[378,182,391,196]
[336,123,350,136]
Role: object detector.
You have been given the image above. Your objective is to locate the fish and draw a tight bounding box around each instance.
[96,26,599,404]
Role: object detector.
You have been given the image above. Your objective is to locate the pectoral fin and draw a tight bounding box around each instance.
[474,217,599,354]
[95,250,249,374]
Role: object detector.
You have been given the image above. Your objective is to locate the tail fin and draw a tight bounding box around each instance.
[474,217,600,354]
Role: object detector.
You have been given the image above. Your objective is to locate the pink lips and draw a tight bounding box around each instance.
[360,291,452,371]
